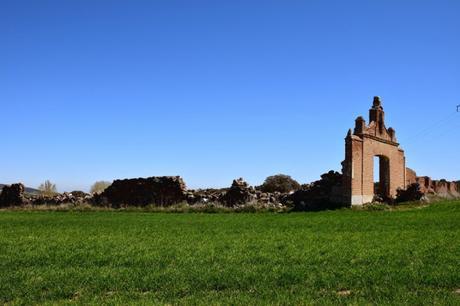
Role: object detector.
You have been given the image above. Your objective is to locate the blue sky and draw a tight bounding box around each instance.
[1,0,459,192]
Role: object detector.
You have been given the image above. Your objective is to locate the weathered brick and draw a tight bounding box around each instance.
[342,97,406,205]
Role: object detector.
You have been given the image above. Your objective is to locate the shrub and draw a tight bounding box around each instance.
[260,174,300,193]
[38,180,57,196]
[396,183,423,203]
[90,181,112,194]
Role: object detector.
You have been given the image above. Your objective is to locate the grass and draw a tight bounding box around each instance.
[1,201,288,213]
[0,201,459,305]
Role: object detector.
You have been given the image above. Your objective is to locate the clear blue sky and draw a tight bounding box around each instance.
[1,0,459,192]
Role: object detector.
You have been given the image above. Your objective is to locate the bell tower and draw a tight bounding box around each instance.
[369,96,385,134]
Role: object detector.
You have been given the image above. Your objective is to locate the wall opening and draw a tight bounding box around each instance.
[374,155,390,199]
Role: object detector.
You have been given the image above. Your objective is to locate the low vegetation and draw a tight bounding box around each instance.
[38,180,57,196]
[0,200,458,304]
[90,180,112,194]
[396,183,424,203]
[259,174,300,193]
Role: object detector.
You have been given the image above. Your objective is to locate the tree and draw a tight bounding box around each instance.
[38,180,57,196]
[90,181,111,194]
[260,174,300,193]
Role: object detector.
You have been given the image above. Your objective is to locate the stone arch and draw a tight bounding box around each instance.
[342,97,407,205]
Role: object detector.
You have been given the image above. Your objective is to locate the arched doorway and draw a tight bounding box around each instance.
[374,155,390,200]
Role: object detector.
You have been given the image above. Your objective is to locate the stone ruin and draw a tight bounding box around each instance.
[0,176,329,210]
[219,178,255,207]
[0,183,91,207]
[0,177,291,208]
[186,182,285,207]
[185,188,225,204]
[285,171,344,211]
[342,96,459,205]
[32,192,92,205]
[94,176,187,207]
[342,97,406,205]
[0,183,27,207]
[407,174,460,199]
[0,173,457,209]
[94,176,286,208]
[0,96,457,209]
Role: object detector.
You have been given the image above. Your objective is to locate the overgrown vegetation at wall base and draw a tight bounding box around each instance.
[0,201,459,304]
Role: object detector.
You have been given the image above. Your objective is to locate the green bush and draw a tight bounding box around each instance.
[260,174,300,193]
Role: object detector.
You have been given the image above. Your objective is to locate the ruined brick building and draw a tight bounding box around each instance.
[341,97,458,205]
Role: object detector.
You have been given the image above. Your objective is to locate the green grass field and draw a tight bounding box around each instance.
[1,201,459,305]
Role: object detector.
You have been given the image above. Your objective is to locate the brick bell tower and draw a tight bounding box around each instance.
[342,97,407,205]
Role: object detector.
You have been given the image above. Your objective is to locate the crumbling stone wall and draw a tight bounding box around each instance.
[98,176,187,207]
[284,171,344,211]
[219,178,255,207]
[30,192,91,205]
[186,182,285,207]
[416,176,433,194]
[409,173,459,198]
[0,183,27,207]
[185,188,225,204]
[426,179,459,198]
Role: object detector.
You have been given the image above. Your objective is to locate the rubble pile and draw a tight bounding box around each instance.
[185,188,226,204]
[254,190,284,205]
[2,170,455,209]
[0,183,27,207]
[284,171,344,211]
[30,192,91,205]
[219,178,255,207]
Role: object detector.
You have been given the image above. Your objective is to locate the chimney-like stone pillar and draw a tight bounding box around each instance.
[369,96,385,133]
[354,116,366,134]
[388,127,396,142]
